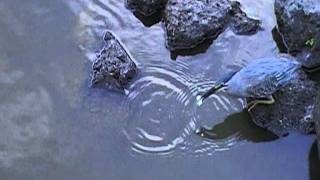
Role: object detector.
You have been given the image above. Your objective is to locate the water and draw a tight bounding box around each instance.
[0,0,317,179]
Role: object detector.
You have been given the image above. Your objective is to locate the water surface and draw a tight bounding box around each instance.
[0,0,315,179]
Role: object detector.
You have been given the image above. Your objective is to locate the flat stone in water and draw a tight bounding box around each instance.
[91,31,137,90]
[248,70,319,137]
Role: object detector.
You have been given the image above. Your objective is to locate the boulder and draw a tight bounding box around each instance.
[163,0,261,51]
[91,31,137,89]
[315,92,320,157]
[125,0,168,17]
[274,0,320,68]
[248,70,319,137]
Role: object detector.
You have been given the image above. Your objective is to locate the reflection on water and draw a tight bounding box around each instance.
[196,110,278,143]
[0,0,316,179]
[0,65,52,167]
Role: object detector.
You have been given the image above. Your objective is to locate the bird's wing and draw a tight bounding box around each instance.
[246,66,298,97]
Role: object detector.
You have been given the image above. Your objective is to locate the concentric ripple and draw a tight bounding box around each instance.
[66,0,276,157]
[122,60,244,156]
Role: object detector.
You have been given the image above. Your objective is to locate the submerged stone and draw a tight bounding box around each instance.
[91,31,137,90]
[125,0,168,17]
[163,0,261,51]
[274,0,320,68]
[248,70,319,137]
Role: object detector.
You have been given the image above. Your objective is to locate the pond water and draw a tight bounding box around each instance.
[0,0,317,180]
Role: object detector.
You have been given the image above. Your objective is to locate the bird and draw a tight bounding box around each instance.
[196,55,306,111]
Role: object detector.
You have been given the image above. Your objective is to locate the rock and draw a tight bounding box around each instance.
[229,1,262,35]
[163,0,261,51]
[91,31,137,89]
[309,140,320,179]
[314,92,320,158]
[248,70,319,137]
[274,0,320,68]
[125,0,168,17]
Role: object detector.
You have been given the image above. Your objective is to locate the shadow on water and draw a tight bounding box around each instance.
[271,27,288,53]
[196,110,279,143]
[132,11,163,27]
[170,38,215,60]
[309,141,320,180]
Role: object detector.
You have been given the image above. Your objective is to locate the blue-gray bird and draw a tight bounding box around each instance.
[197,55,309,111]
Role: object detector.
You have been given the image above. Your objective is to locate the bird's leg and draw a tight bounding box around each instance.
[246,96,275,112]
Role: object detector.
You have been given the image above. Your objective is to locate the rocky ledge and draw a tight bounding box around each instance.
[91,31,137,90]
[248,70,319,137]
[274,0,320,69]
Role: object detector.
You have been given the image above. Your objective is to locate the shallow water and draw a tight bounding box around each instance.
[0,0,317,179]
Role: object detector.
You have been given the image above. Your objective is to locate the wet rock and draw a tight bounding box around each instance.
[309,141,320,180]
[125,0,168,17]
[315,93,320,158]
[248,70,319,137]
[274,0,320,68]
[229,2,262,35]
[91,31,137,90]
[163,0,261,51]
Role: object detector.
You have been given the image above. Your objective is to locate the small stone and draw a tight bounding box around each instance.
[91,31,137,90]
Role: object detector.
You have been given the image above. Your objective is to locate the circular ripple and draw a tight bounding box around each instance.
[122,60,244,156]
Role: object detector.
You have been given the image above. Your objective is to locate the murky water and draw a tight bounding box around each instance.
[0,0,317,179]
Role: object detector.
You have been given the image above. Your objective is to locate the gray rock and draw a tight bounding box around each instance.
[314,92,320,157]
[229,2,262,35]
[125,0,168,17]
[275,0,320,68]
[248,70,319,137]
[91,31,137,89]
[164,0,261,51]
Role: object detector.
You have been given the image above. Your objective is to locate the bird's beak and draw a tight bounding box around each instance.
[196,84,225,106]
